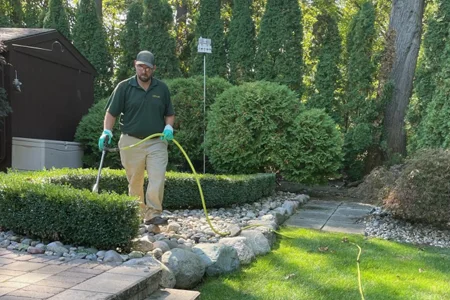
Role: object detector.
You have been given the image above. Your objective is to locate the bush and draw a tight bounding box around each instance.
[348,165,403,205]
[13,168,276,209]
[166,76,233,172]
[205,81,302,175]
[74,98,122,169]
[280,109,343,184]
[0,172,140,249]
[384,149,450,228]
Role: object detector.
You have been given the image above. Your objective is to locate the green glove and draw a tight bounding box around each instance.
[160,125,173,141]
[98,129,113,151]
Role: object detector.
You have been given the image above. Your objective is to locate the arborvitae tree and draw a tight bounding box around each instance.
[72,0,113,100]
[308,12,341,123]
[255,0,303,95]
[409,0,450,151]
[43,0,70,39]
[116,0,143,83]
[140,0,181,79]
[24,0,44,28]
[415,24,450,148]
[228,0,255,84]
[10,0,23,26]
[191,0,227,77]
[342,1,376,179]
[0,42,12,122]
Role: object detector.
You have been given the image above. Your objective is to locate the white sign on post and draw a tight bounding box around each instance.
[197,37,212,53]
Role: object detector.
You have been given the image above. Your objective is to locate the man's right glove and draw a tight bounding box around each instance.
[98,129,113,151]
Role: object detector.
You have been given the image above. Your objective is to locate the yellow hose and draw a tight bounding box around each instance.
[118,133,230,236]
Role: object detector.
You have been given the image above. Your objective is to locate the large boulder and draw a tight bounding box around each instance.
[161,248,205,289]
[218,237,255,265]
[239,230,271,256]
[192,243,240,276]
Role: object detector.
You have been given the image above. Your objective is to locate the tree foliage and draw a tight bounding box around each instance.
[43,0,71,38]
[410,0,450,151]
[140,0,181,79]
[255,0,303,95]
[116,0,142,83]
[24,0,46,28]
[308,11,341,123]
[342,1,377,179]
[191,0,227,77]
[72,0,113,100]
[228,0,255,84]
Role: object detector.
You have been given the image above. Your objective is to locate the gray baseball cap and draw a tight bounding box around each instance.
[136,50,155,68]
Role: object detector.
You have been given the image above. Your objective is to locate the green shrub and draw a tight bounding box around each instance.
[166,76,233,172]
[13,168,275,209]
[280,109,343,184]
[205,81,302,175]
[384,149,450,228]
[74,98,122,169]
[0,172,140,249]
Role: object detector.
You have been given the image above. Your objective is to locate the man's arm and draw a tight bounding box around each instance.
[165,115,175,127]
[104,111,117,131]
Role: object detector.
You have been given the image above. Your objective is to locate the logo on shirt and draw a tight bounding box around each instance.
[153,94,161,98]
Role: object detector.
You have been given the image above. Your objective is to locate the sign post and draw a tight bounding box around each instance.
[197,37,212,174]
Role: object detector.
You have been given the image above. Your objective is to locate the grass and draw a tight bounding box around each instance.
[195,227,450,300]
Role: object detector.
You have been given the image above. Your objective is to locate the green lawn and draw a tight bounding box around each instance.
[195,227,450,300]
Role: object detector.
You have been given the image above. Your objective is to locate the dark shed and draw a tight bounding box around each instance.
[0,28,96,171]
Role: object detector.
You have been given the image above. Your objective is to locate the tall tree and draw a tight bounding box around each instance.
[140,0,181,79]
[43,0,70,38]
[342,1,377,179]
[408,0,447,151]
[255,0,303,95]
[116,0,142,83]
[228,0,255,84]
[10,0,23,26]
[191,0,227,77]
[23,0,46,28]
[308,11,341,123]
[383,0,425,157]
[72,0,113,100]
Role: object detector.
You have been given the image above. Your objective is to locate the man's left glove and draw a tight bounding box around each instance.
[98,129,113,151]
[161,125,174,141]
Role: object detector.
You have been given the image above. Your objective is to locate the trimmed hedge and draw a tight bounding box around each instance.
[21,168,276,209]
[0,173,140,249]
[0,169,275,248]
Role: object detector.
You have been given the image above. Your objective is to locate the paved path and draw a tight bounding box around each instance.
[284,200,375,234]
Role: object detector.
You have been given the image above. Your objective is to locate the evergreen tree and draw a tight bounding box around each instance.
[24,0,44,28]
[10,0,23,26]
[410,0,450,150]
[140,0,181,79]
[308,12,341,123]
[228,0,255,84]
[116,0,143,83]
[191,0,227,77]
[72,0,113,100]
[342,1,376,179]
[43,0,70,39]
[255,0,303,95]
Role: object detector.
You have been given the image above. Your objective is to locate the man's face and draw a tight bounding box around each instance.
[135,62,155,82]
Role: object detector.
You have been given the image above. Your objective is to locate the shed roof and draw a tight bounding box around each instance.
[0,28,56,43]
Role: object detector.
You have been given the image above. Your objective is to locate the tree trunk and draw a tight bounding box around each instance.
[383,0,425,158]
[95,0,102,18]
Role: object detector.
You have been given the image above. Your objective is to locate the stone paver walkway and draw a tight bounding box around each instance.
[284,200,375,234]
[0,249,162,300]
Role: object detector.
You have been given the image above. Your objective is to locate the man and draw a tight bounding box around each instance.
[98,50,175,225]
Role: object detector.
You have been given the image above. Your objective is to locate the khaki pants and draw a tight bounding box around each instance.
[118,134,168,220]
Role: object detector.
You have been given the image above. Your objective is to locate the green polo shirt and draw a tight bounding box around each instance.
[106,76,174,137]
